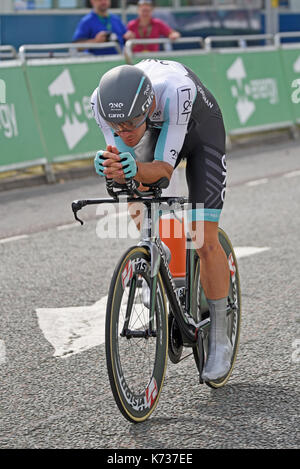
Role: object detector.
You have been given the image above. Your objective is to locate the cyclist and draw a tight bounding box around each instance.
[91,61,231,381]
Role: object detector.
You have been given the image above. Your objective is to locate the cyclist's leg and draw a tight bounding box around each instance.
[186,145,230,297]
[186,142,229,299]
[193,220,229,299]
[185,136,232,380]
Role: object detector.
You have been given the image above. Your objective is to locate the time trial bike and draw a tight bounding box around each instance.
[71,177,241,423]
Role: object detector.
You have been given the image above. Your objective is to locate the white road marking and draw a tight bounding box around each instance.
[36,297,108,358]
[234,246,270,258]
[0,234,28,244]
[56,223,79,231]
[0,340,6,365]
[245,178,269,187]
[36,246,270,359]
[283,170,300,178]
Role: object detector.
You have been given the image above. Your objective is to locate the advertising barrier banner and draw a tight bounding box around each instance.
[279,46,300,123]
[0,48,298,174]
[24,58,125,162]
[211,49,294,133]
[0,61,45,168]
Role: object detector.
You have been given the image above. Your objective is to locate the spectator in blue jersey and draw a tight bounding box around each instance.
[72,0,133,55]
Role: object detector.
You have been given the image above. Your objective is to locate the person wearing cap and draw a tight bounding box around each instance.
[127,0,181,53]
[72,0,134,55]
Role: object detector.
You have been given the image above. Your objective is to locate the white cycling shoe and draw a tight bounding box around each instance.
[141,241,171,309]
[201,299,233,381]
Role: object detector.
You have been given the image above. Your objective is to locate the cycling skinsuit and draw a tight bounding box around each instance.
[91,59,227,222]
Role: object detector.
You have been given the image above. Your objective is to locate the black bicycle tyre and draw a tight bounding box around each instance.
[192,228,242,388]
[105,245,168,423]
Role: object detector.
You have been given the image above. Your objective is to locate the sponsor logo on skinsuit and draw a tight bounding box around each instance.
[177,86,192,124]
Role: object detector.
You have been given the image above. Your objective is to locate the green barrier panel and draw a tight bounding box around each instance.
[211,49,294,135]
[0,61,45,168]
[174,54,217,95]
[131,53,217,97]
[24,57,125,162]
[1,50,297,173]
[279,46,300,124]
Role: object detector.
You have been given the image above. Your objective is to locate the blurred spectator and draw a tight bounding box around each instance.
[127,0,181,53]
[72,0,131,55]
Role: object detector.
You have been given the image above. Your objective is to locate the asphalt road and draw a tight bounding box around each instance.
[0,139,299,449]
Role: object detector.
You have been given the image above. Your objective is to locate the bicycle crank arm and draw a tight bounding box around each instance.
[195,317,210,332]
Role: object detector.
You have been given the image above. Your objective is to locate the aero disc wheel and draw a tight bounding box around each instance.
[105,246,168,423]
[192,228,242,388]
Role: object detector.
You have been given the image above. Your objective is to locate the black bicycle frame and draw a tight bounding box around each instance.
[71,193,209,347]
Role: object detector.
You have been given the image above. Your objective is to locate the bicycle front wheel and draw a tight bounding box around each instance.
[105,246,168,423]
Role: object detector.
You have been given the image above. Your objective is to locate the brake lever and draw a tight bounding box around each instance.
[72,201,85,225]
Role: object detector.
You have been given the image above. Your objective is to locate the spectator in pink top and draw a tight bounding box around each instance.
[126,0,181,53]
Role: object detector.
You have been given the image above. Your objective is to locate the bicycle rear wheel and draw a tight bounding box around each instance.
[192,228,242,388]
[105,246,168,423]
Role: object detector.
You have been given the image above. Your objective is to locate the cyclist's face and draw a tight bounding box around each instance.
[111,98,155,147]
[116,122,147,147]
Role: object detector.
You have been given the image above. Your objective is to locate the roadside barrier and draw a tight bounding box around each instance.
[276,33,300,125]
[203,34,275,50]
[0,45,17,60]
[211,47,294,136]
[24,56,125,164]
[18,42,122,60]
[0,36,300,180]
[0,44,125,179]
[0,59,48,177]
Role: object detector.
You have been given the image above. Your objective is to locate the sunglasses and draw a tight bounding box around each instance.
[106,111,150,132]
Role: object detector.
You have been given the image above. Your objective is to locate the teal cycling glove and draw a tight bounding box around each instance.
[94,150,106,177]
[119,152,137,178]
[94,150,137,179]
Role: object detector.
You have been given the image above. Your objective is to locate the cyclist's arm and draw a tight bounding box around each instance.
[99,150,172,184]
[135,160,173,184]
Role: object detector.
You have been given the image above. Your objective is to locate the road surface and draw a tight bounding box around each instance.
[0,140,299,449]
